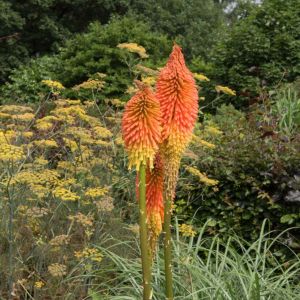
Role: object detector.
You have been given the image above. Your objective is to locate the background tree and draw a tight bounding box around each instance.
[0,16,171,103]
[0,0,227,83]
[211,0,300,107]
[0,1,25,83]
[0,0,130,83]
[129,0,225,60]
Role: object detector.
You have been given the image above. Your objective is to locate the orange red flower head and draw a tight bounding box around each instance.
[135,153,164,255]
[156,44,198,200]
[122,82,162,170]
[156,44,198,153]
[146,154,164,234]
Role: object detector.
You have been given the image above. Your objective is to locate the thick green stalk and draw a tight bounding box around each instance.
[163,196,174,300]
[138,164,152,299]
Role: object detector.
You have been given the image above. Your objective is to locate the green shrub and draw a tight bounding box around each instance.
[177,104,300,248]
[129,0,225,60]
[0,55,61,104]
[1,16,171,103]
[58,17,170,97]
[0,0,131,82]
[212,0,300,108]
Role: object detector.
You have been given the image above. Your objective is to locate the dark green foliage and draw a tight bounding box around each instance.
[212,0,300,107]
[129,0,225,60]
[58,17,170,96]
[0,1,26,82]
[0,55,60,103]
[0,0,130,82]
[0,17,171,103]
[178,104,300,246]
[0,0,225,83]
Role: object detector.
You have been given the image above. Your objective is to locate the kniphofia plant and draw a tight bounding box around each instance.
[122,82,161,299]
[156,44,199,299]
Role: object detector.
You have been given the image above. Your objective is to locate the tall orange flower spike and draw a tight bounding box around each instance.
[156,44,198,200]
[146,153,164,255]
[135,153,164,256]
[122,82,162,170]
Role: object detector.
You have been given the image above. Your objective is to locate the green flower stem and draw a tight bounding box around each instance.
[138,164,152,299]
[164,196,174,300]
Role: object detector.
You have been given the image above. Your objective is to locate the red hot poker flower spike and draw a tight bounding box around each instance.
[122,82,162,170]
[157,44,198,152]
[135,153,164,256]
[156,44,198,200]
[146,153,164,255]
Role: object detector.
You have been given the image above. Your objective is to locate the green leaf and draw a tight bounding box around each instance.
[280,214,298,224]
[88,289,102,300]
[207,219,217,227]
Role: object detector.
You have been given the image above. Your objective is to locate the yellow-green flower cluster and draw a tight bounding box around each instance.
[12,113,35,122]
[205,126,223,136]
[53,187,80,201]
[12,169,60,186]
[0,143,24,162]
[198,139,215,149]
[215,85,236,96]
[33,139,58,148]
[34,157,49,166]
[22,131,34,138]
[193,73,210,82]
[52,105,88,123]
[34,281,45,288]
[73,79,105,90]
[117,42,149,58]
[141,76,156,86]
[55,99,81,106]
[185,166,219,186]
[42,80,65,90]
[74,247,103,262]
[68,212,94,227]
[0,105,33,114]
[179,224,196,237]
[0,112,11,119]
[49,234,70,246]
[125,85,138,95]
[93,126,113,139]
[48,263,67,277]
[85,187,108,198]
[104,98,125,108]
[0,130,16,143]
[10,169,60,198]
[35,116,59,131]
[192,135,216,149]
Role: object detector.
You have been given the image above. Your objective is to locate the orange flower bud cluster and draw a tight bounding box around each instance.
[146,154,164,254]
[157,45,198,146]
[122,83,161,170]
[156,45,198,200]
